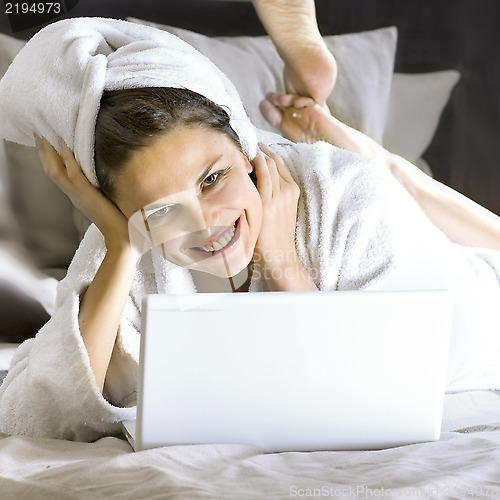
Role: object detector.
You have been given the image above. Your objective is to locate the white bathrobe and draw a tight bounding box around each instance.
[1,135,500,442]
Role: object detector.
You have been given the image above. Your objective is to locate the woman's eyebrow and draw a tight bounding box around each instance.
[144,201,174,212]
[196,155,224,185]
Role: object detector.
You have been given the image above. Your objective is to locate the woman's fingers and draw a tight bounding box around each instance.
[253,143,300,216]
[253,148,273,200]
[34,136,82,188]
[61,141,89,186]
[259,143,296,185]
[34,135,97,207]
[34,135,69,188]
[256,144,282,197]
[259,98,283,129]
[259,144,281,191]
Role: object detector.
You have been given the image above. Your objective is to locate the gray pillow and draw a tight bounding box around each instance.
[3,142,81,271]
[383,71,461,163]
[127,19,398,143]
[0,280,50,343]
[0,33,81,272]
[0,138,19,240]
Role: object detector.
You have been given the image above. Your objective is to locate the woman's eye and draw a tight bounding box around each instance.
[147,206,173,222]
[202,170,226,189]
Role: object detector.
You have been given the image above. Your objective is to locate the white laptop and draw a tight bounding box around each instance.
[122,290,453,452]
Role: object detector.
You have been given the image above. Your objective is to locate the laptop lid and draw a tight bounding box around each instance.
[129,290,452,452]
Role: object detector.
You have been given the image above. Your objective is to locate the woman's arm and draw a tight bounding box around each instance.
[78,246,136,391]
[35,136,139,392]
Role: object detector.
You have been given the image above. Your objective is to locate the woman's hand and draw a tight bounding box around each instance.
[34,135,130,253]
[252,143,318,291]
[35,136,140,391]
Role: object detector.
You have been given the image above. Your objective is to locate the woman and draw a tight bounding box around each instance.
[35,86,318,396]
[0,18,499,441]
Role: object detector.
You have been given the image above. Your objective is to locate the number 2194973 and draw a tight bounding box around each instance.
[5,3,62,14]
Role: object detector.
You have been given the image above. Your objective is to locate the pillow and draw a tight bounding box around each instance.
[0,34,22,242]
[383,71,461,163]
[0,281,51,343]
[0,240,57,342]
[3,142,81,271]
[0,33,81,272]
[0,138,20,240]
[127,19,398,144]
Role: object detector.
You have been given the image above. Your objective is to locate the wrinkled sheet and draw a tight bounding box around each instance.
[1,391,500,499]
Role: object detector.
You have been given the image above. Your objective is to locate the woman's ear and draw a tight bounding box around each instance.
[244,155,257,185]
[248,165,257,186]
[243,155,257,186]
[244,155,254,174]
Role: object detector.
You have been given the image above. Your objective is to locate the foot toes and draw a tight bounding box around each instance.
[259,99,283,129]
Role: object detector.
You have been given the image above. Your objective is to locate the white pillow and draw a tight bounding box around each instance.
[0,33,81,272]
[383,71,461,163]
[127,19,398,144]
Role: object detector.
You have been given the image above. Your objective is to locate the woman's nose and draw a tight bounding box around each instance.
[199,199,222,230]
[172,195,221,234]
[180,199,208,234]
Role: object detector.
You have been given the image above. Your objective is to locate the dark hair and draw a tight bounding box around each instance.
[94,87,243,199]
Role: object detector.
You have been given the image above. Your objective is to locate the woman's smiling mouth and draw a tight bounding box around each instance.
[191,218,241,255]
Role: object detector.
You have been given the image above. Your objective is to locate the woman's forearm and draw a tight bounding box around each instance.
[79,246,137,392]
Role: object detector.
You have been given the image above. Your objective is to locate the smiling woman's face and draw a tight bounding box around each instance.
[114,125,263,278]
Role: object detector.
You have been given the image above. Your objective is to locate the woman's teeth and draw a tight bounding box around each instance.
[200,225,236,252]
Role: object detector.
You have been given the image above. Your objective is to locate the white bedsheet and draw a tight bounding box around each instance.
[0,396,500,499]
[1,339,500,499]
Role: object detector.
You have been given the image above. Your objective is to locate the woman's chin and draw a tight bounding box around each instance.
[187,248,252,278]
[192,258,249,278]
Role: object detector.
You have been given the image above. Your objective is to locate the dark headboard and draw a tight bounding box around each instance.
[1,0,499,215]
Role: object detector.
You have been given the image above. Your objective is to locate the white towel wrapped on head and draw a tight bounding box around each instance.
[0,17,258,186]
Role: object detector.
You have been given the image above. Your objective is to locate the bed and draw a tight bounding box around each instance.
[1,0,500,497]
[1,338,500,500]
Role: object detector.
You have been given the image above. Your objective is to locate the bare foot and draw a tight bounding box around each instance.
[282,44,337,105]
[260,93,390,166]
[260,93,332,143]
